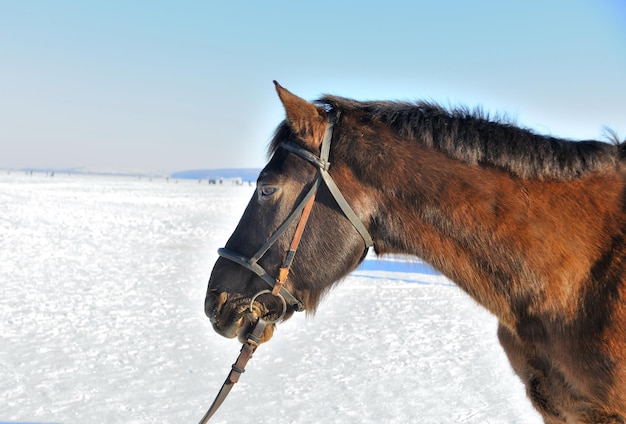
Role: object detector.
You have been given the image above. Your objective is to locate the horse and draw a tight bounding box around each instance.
[205,81,626,423]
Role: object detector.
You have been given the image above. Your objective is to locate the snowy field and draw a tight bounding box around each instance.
[0,172,542,423]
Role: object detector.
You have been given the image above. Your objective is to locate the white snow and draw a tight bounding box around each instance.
[0,172,542,423]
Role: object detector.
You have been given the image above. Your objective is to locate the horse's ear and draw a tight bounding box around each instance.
[274,81,326,149]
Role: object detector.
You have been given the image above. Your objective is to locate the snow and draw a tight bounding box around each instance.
[0,172,542,423]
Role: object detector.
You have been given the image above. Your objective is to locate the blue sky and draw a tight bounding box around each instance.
[1,1,624,171]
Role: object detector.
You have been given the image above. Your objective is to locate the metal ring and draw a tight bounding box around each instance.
[249,289,287,324]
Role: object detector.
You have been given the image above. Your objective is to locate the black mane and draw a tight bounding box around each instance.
[318,95,622,180]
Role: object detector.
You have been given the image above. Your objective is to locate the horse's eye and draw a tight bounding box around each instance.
[258,185,278,199]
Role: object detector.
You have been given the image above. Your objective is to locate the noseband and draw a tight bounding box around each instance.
[217,111,374,313]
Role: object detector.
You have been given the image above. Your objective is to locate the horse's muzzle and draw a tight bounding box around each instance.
[205,289,286,343]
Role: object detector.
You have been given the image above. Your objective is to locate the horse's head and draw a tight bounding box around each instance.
[205,82,374,343]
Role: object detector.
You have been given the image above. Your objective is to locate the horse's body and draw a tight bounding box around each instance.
[205,82,626,423]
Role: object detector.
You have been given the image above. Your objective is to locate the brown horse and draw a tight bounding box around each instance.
[205,81,626,423]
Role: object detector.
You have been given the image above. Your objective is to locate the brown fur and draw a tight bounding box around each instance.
[206,83,626,423]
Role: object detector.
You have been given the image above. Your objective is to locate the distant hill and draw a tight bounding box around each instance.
[17,167,169,178]
[9,167,262,182]
[170,168,261,182]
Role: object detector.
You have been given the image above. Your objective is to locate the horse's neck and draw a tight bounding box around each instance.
[369,148,623,326]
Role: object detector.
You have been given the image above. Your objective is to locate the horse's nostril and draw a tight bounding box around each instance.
[205,290,228,320]
[204,291,217,319]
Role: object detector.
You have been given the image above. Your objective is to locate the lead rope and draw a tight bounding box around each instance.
[198,317,268,424]
[199,292,287,422]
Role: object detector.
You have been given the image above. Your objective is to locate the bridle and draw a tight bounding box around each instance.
[216,109,374,314]
[198,110,374,423]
